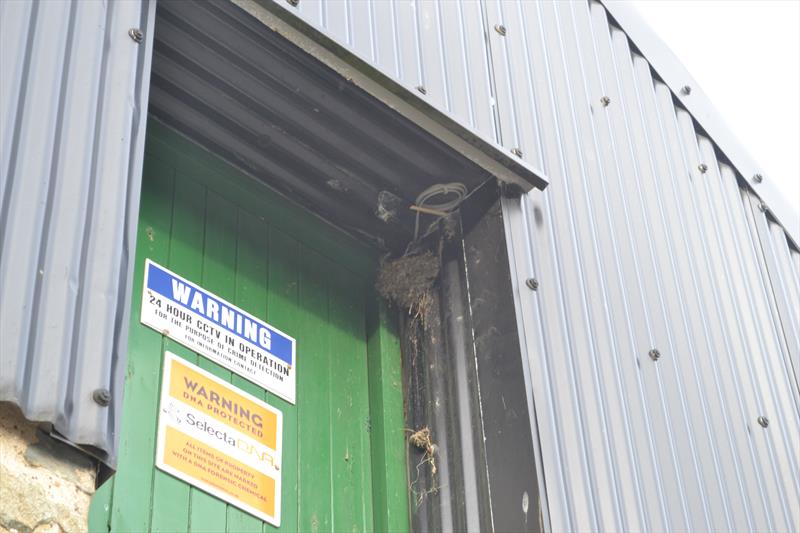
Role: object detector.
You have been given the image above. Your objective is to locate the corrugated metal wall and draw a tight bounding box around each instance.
[0,0,155,465]
[496,3,800,531]
[279,1,800,531]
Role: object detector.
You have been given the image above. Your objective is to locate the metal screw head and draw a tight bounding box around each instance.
[648,349,661,362]
[525,278,539,291]
[494,24,507,36]
[600,96,611,107]
[681,85,692,95]
[757,416,769,428]
[752,173,763,184]
[93,389,112,407]
[511,147,523,158]
[287,0,299,6]
[128,28,143,43]
[758,202,768,213]
[416,85,427,95]
[698,163,708,174]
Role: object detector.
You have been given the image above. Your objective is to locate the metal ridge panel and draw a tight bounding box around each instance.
[600,0,799,249]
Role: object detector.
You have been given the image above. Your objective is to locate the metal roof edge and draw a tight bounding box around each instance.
[230,0,548,193]
[600,0,799,250]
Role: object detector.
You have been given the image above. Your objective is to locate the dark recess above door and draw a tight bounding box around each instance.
[149,0,520,250]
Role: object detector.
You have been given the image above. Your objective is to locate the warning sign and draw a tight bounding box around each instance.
[156,352,283,526]
[141,259,296,404]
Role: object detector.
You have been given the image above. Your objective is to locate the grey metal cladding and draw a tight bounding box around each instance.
[0,0,155,466]
[278,0,800,531]
[601,1,799,250]
[500,2,800,532]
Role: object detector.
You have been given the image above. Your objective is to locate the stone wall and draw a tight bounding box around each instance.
[0,403,96,533]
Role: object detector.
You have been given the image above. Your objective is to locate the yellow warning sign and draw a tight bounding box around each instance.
[156,352,282,526]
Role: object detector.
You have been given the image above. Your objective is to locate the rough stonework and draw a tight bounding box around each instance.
[0,403,96,533]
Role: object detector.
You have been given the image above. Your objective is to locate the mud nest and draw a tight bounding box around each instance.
[376,252,439,325]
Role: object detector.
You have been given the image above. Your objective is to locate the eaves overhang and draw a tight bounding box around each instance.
[232,0,549,194]
[148,0,547,253]
[601,0,799,250]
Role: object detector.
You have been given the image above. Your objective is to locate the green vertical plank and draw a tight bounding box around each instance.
[108,159,174,533]
[266,229,301,533]
[263,231,302,533]
[296,245,332,533]
[149,173,207,533]
[329,264,374,532]
[225,208,269,533]
[187,189,235,533]
[367,298,411,533]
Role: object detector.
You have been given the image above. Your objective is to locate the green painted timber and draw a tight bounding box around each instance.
[89,121,410,532]
[366,300,409,533]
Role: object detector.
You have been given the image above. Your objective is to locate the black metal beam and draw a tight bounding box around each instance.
[461,184,541,532]
[402,182,541,532]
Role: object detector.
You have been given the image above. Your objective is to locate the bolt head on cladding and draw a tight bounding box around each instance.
[92,389,111,406]
[525,278,539,291]
[128,28,143,43]
[648,349,661,361]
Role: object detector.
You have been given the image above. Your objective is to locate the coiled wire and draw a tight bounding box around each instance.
[412,182,468,241]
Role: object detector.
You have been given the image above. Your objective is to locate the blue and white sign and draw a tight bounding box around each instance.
[141,259,296,404]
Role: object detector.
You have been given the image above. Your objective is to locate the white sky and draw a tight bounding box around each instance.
[630,0,800,214]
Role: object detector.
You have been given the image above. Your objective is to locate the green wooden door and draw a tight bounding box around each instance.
[89,123,408,533]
